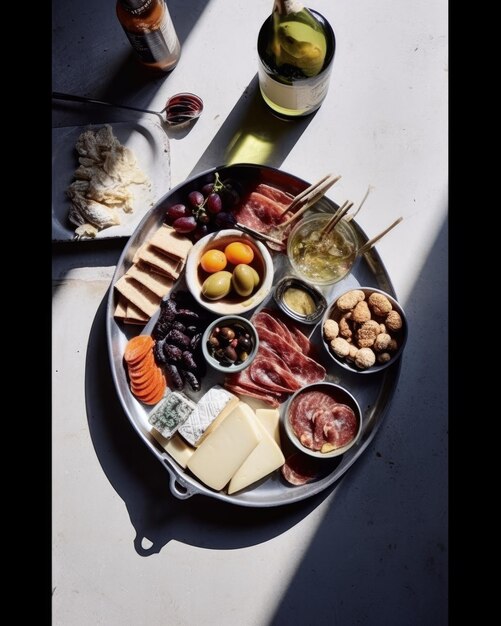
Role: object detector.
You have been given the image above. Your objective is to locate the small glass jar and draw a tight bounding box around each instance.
[287,213,358,285]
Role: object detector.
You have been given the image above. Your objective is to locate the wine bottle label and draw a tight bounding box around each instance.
[125,16,178,63]
[258,59,331,112]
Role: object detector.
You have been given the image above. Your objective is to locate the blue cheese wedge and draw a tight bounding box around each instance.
[178,385,239,447]
[148,391,196,439]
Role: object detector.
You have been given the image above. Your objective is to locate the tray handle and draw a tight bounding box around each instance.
[162,460,198,500]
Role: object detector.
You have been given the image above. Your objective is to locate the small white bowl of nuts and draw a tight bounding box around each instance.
[321,287,408,373]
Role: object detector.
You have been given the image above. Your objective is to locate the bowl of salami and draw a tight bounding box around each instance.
[284,382,362,458]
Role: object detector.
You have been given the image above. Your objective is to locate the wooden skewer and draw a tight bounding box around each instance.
[235,222,284,246]
[345,184,374,222]
[279,173,341,217]
[356,217,403,255]
[278,175,342,230]
[319,200,354,238]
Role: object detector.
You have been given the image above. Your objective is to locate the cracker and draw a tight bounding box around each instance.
[125,262,174,298]
[125,302,149,325]
[149,224,193,260]
[114,275,160,317]
[136,243,184,279]
[114,295,128,320]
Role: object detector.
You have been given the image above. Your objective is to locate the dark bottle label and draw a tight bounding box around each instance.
[125,28,171,63]
[120,0,153,16]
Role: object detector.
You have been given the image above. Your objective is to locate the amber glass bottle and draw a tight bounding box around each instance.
[116,0,181,72]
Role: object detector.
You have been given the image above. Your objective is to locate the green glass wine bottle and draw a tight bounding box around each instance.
[258,1,335,117]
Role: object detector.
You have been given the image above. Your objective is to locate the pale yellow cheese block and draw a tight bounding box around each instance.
[125,262,174,298]
[255,408,281,446]
[227,405,285,495]
[186,402,262,491]
[114,275,161,317]
[149,224,193,260]
[150,431,194,469]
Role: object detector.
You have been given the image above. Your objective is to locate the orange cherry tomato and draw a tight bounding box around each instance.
[200,249,227,273]
[224,242,254,265]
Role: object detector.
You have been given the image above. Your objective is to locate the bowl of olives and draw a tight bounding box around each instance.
[184,229,274,316]
[202,315,259,373]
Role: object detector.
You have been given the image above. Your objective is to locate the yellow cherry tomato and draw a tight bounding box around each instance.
[224,241,255,265]
[200,249,227,273]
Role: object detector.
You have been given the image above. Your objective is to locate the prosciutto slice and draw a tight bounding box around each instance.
[257,327,326,386]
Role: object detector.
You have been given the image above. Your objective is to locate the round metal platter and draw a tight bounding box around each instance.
[106,164,402,507]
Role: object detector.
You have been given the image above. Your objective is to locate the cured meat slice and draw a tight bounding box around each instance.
[258,327,326,386]
[233,192,287,233]
[225,366,285,407]
[288,390,358,452]
[281,452,323,486]
[253,309,304,354]
[249,349,303,394]
[254,183,293,209]
[224,381,281,408]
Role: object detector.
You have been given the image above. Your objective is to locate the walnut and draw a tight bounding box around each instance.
[386,310,403,331]
[330,337,351,358]
[379,323,386,333]
[323,319,339,341]
[368,292,392,316]
[337,290,365,311]
[356,320,380,348]
[352,300,371,323]
[346,344,359,361]
[355,347,376,369]
[377,352,391,364]
[387,338,399,352]
[374,332,392,352]
[339,313,353,338]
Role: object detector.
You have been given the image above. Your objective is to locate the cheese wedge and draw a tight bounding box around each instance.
[227,406,285,495]
[178,385,239,447]
[151,431,195,469]
[255,408,281,446]
[186,402,262,491]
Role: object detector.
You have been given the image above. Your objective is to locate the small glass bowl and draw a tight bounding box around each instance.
[287,214,358,285]
[201,315,259,374]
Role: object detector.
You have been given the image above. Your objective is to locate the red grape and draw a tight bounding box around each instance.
[206,192,222,214]
[201,183,214,197]
[214,211,237,229]
[166,203,191,223]
[193,224,208,241]
[173,216,197,234]
[188,190,204,208]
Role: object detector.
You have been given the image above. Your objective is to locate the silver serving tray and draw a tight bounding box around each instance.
[106,164,401,507]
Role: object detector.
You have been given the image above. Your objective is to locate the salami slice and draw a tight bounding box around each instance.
[288,389,358,452]
[281,452,323,486]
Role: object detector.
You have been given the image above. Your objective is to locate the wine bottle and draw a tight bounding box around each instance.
[116,0,181,73]
[258,1,335,117]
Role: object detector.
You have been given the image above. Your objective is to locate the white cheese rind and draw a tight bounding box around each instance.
[186,402,262,491]
[178,385,238,446]
[255,408,281,446]
[227,408,285,495]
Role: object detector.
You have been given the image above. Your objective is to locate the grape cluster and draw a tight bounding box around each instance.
[165,172,240,241]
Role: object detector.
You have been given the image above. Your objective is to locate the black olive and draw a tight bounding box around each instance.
[223,346,237,362]
[237,336,251,351]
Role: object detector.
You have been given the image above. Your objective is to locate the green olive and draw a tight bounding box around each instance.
[201,271,233,300]
[232,264,260,297]
[248,266,260,287]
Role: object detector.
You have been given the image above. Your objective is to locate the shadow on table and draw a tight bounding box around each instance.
[85,292,340,556]
[188,74,317,174]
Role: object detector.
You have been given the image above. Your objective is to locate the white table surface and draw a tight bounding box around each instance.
[52,1,448,624]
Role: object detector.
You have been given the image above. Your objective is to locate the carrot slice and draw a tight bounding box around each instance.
[139,377,166,405]
[124,335,154,364]
[133,367,163,399]
[128,353,155,379]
